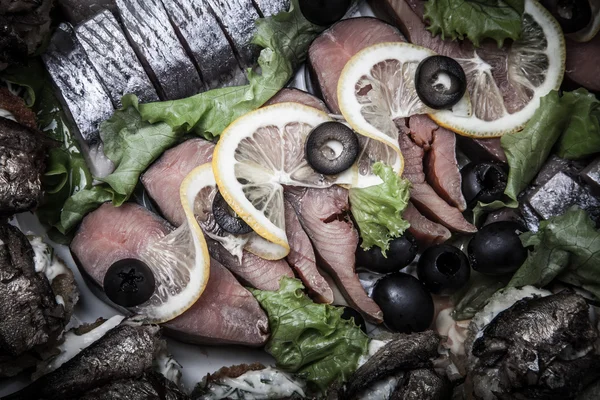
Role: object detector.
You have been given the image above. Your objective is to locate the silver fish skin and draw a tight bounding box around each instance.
[206,0,261,69]
[115,0,204,100]
[161,0,247,90]
[79,371,190,400]
[75,10,159,106]
[253,0,289,16]
[56,0,117,24]
[42,23,115,178]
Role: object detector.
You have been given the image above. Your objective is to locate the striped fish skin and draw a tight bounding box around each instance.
[115,0,204,100]
[253,0,289,16]
[75,10,159,106]
[206,0,261,69]
[42,23,115,178]
[161,0,246,90]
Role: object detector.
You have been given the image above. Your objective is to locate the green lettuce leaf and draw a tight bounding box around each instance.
[52,0,324,234]
[506,207,600,299]
[555,89,600,160]
[423,0,524,47]
[250,278,369,393]
[451,271,511,320]
[349,162,411,255]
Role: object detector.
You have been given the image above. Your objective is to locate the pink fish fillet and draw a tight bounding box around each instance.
[265,87,330,113]
[404,201,451,246]
[308,17,404,113]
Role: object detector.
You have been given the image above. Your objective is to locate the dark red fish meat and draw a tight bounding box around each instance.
[404,201,451,246]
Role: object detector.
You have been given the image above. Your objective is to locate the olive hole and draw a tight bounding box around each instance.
[432,72,452,93]
[321,139,345,161]
[118,268,144,293]
[436,253,461,276]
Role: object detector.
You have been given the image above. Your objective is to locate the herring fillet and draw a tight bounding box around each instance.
[75,10,159,106]
[253,0,290,16]
[42,23,115,178]
[207,0,261,69]
[161,0,247,90]
[115,0,204,100]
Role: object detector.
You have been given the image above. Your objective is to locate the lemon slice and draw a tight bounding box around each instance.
[432,0,565,137]
[128,175,211,323]
[337,42,472,151]
[185,163,288,261]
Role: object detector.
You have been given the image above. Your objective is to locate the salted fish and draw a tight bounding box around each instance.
[115,0,204,100]
[42,23,115,178]
[161,0,247,90]
[75,10,159,106]
[253,0,290,16]
[206,0,261,69]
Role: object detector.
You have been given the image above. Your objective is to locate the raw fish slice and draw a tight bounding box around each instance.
[308,17,404,113]
[285,186,384,324]
[408,115,466,211]
[207,0,261,69]
[142,138,215,227]
[456,135,507,164]
[164,259,269,346]
[284,199,334,304]
[56,0,117,24]
[264,87,330,113]
[115,0,204,100]
[42,23,115,178]
[403,202,451,246]
[161,0,247,90]
[75,10,159,106]
[207,238,294,291]
[565,35,600,92]
[253,0,289,16]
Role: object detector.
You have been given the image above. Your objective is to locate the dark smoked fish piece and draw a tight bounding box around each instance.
[42,23,115,177]
[207,0,261,69]
[342,331,440,399]
[56,0,117,25]
[162,0,247,90]
[75,10,159,106]
[115,0,204,100]
[390,369,452,400]
[5,324,162,399]
[79,371,190,400]
[253,0,290,16]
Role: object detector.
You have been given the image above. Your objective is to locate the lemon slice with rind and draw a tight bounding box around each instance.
[185,163,288,261]
[431,0,565,137]
[338,42,471,151]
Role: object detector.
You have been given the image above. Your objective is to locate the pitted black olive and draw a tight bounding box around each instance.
[415,55,467,109]
[299,0,351,26]
[356,232,418,274]
[305,121,360,175]
[468,222,527,276]
[104,259,155,307]
[213,191,253,235]
[461,162,508,207]
[417,244,470,296]
[541,0,592,33]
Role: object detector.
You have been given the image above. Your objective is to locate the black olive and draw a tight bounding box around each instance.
[356,232,418,274]
[541,0,592,33]
[468,222,527,276]
[305,121,359,175]
[212,191,253,235]
[417,244,471,296]
[461,162,508,207]
[299,0,351,26]
[341,306,367,333]
[415,55,467,109]
[104,259,155,308]
[372,273,434,333]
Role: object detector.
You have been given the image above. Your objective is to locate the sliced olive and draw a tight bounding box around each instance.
[468,222,527,276]
[542,0,592,33]
[299,0,351,26]
[461,162,508,207]
[415,55,467,109]
[305,121,359,175]
[104,259,155,308]
[341,306,367,333]
[417,244,471,296]
[213,191,253,235]
[356,232,418,274]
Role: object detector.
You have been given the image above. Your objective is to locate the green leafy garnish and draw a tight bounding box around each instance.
[49,0,325,236]
[555,89,600,160]
[349,162,411,255]
[451,271,511,320]
[423,0,524,47]
[251,278,370,393]
[508,207,600,299]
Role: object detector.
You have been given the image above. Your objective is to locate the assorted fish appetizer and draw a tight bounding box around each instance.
[1,0,600,398]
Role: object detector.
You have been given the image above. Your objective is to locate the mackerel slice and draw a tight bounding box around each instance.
[252,0,289,16]
[162,0,246,90]
[42,23,115,178]
[115,0,204,100]
[206,0,261,69]
[76,10,159,106]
